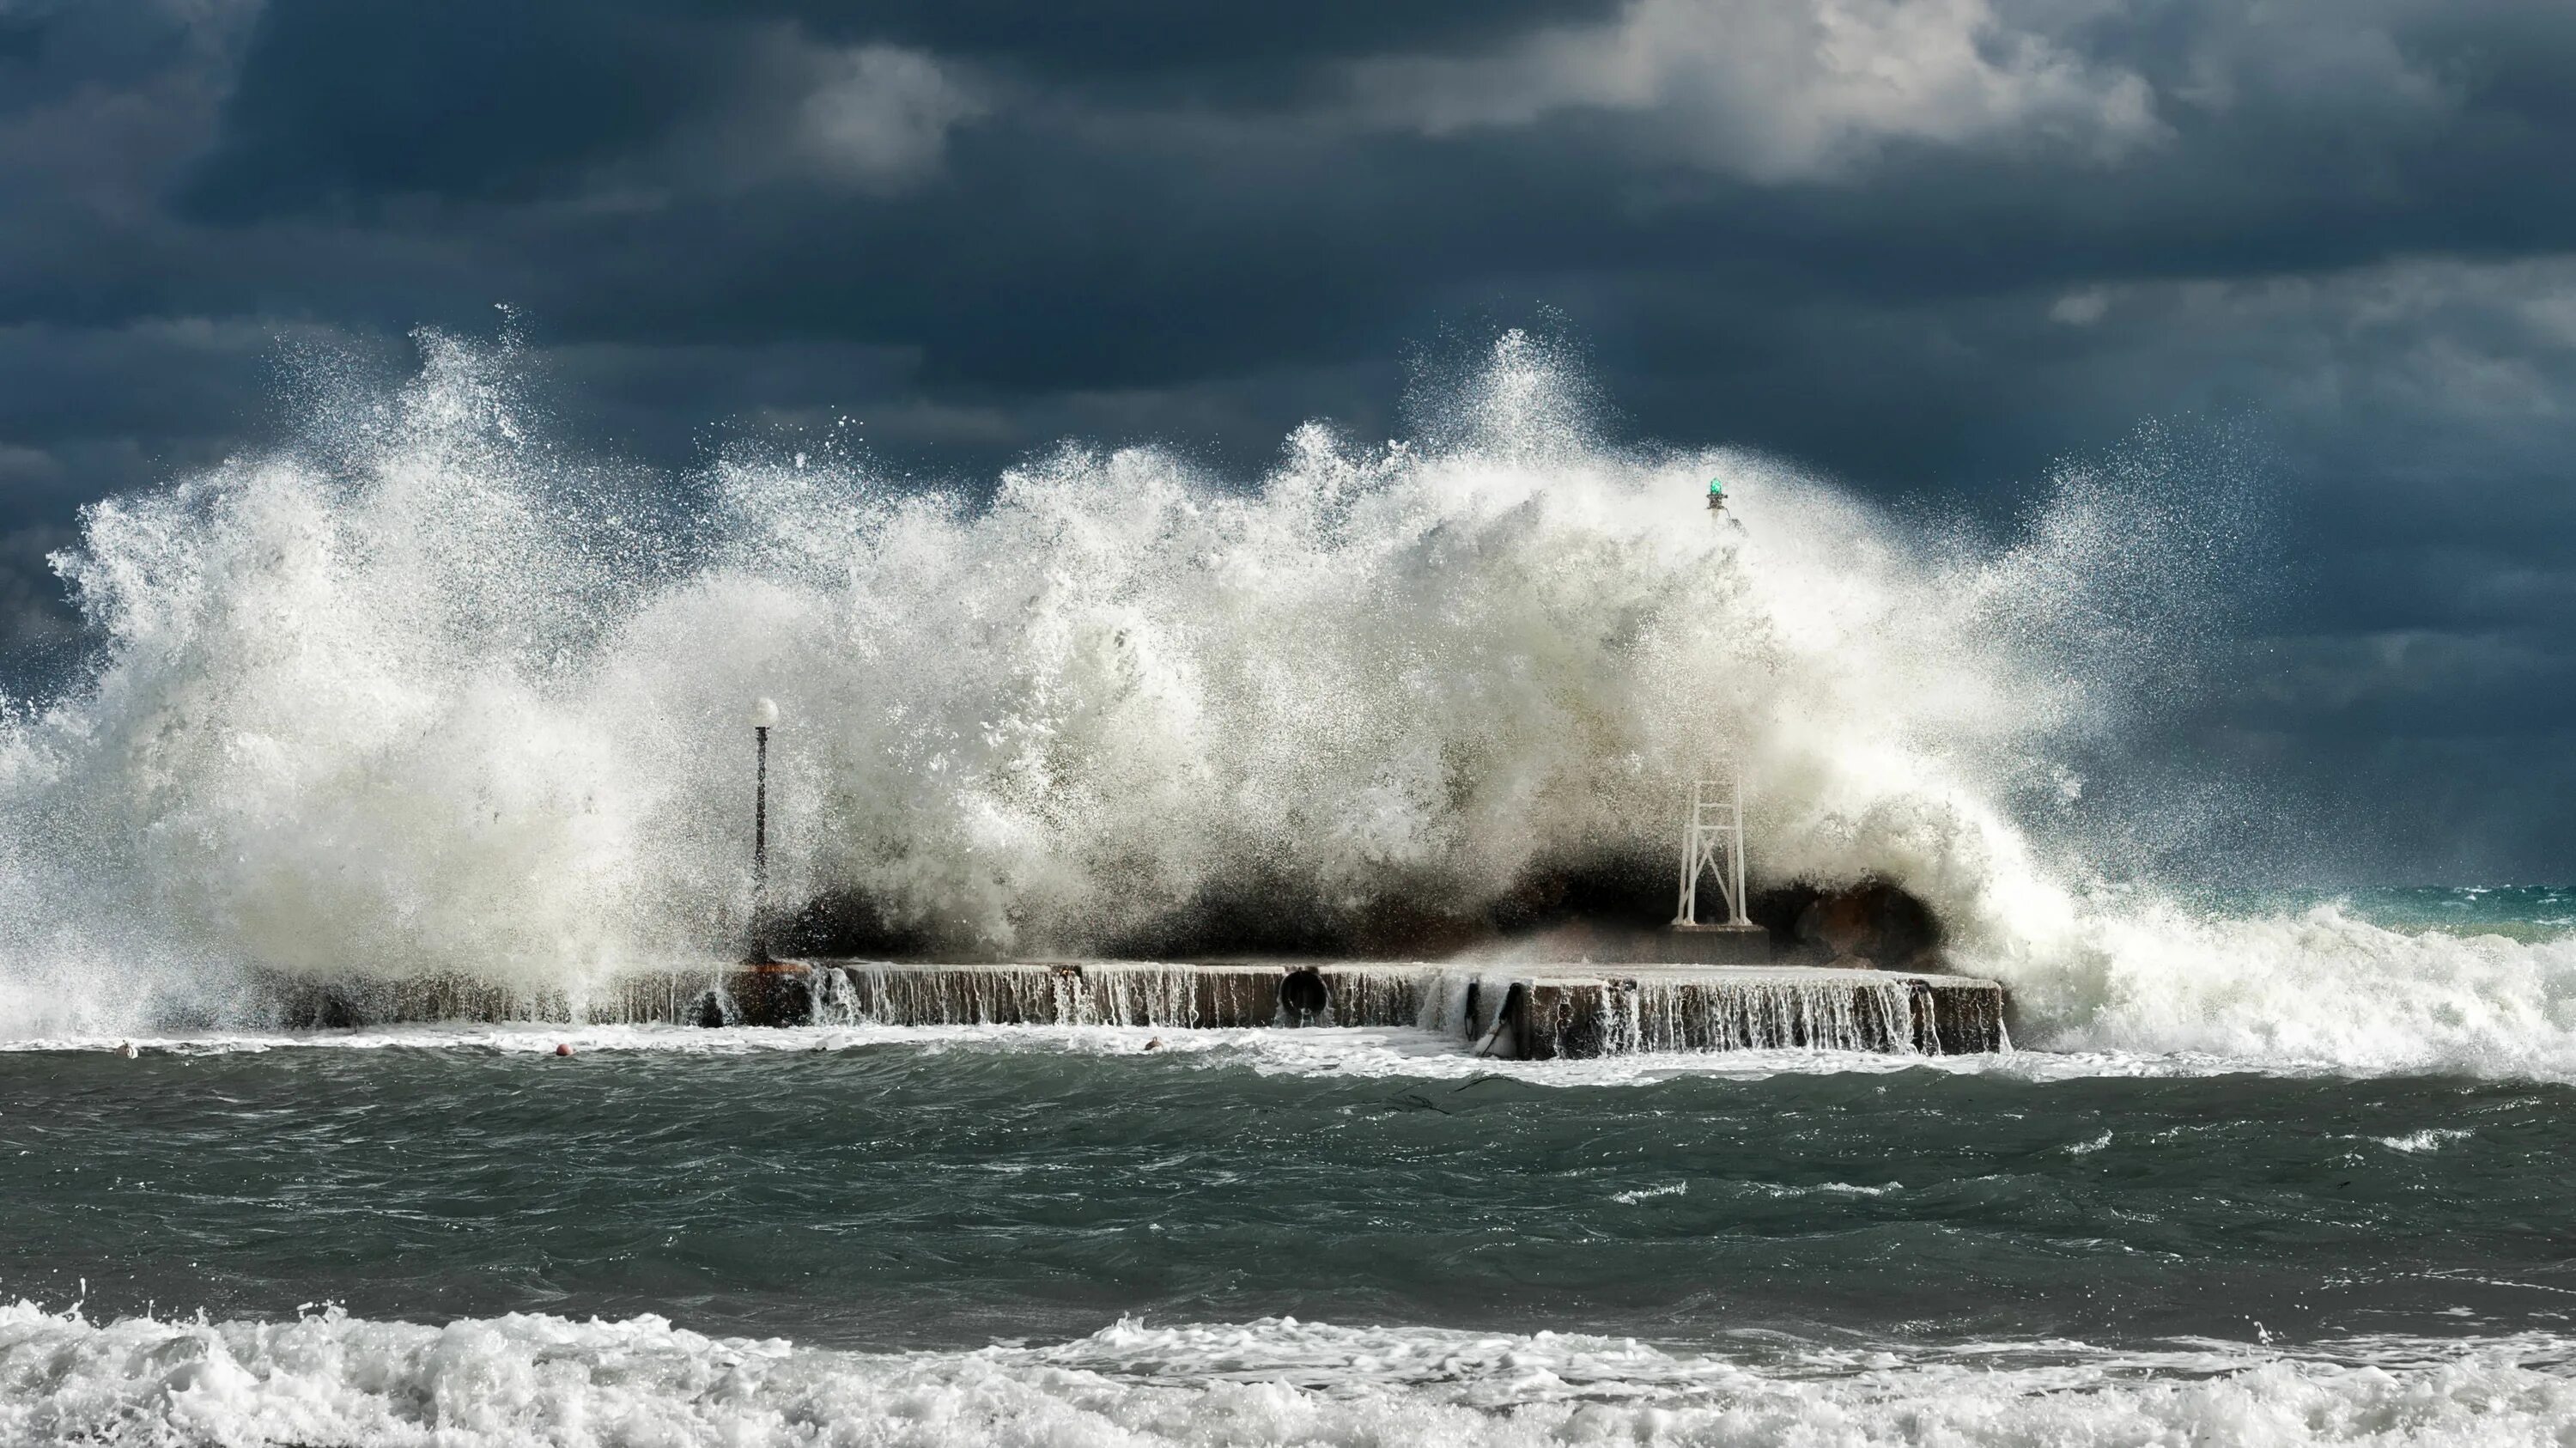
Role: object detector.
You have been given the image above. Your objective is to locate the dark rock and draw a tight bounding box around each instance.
[1751,879,1945,970]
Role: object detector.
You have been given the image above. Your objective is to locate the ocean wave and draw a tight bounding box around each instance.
[0,330,2190,999]
[5,1305,2573,1447]
[1990,900,2576,1080]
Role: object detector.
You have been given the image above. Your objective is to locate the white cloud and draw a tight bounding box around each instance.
[799,46,985,188]
[2051,288,2111,325]
[2044,257,2576,428]
[2169,1,2450,115]
[1345,0,2162,180]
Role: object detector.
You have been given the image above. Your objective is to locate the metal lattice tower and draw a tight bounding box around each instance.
[1672,767,1750,928]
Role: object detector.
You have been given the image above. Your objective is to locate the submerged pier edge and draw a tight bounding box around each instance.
[254,960,2008,1058]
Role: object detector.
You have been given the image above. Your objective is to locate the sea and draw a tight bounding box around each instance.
[4,336,2575,1443]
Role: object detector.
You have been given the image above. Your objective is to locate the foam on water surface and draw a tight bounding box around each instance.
[0,1018,2433,1089]
[6,1304,2574,1448]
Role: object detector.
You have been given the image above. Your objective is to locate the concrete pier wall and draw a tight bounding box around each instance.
[263,970,723,1030]
[810,962,1434,1030]
[1504,966,2007,1059]
[254,959,2007,1057]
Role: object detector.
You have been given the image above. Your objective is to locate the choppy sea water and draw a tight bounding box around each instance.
[8,893,2576,1445]
[2231,885,2576,942]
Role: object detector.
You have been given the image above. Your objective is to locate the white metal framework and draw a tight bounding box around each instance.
[1673,769,1750,928]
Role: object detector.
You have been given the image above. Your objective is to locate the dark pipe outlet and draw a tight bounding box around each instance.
[1279,967,1330,1023]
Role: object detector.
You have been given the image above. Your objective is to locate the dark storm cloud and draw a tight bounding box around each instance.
[176,0,1630,217]
[145,0,2576,429]
[181,0,736,215]
[797,0,1626,74]
[0,0,2572,873]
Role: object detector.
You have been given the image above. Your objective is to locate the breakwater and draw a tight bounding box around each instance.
[264,960,2008,1057]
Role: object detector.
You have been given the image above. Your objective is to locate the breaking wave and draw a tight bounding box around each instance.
[1,327,2571,1077]
[5,1305,2573,1448]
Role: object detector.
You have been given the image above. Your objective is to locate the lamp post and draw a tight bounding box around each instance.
[748,696,778,964]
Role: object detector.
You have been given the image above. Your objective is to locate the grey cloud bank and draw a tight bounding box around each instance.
[1,0,2571,879]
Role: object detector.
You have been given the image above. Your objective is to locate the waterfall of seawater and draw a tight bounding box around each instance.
[817,964,1432,1031]
[751,961,2000,1058]
[1507,970,2009,1058]
[1611,974,2006,1054]
[1601,976,1922,1054]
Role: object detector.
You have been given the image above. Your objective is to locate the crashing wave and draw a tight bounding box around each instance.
[2,328,2571,1078]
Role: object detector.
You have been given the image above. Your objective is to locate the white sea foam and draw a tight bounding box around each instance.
[2008,900,2576,1079]
[3,329,2573,1081]
[5,1304,2574,1447]
[2371,1129,2476,1153]
[1749,1179,1905,1197]
[0,1019,2393,1092]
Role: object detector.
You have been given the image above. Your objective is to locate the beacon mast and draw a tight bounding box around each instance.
[1672,475,1756,937]
[1672,765,1752,929]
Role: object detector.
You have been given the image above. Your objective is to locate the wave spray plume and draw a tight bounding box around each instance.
[3,329,2571,1078]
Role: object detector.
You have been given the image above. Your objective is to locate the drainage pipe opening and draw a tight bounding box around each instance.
[1279,968,1330,1024]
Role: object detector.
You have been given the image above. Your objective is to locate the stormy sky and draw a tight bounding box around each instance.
[2,0,2572,879]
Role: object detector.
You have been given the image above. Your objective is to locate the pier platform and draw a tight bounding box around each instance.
[266,959,2008,1058]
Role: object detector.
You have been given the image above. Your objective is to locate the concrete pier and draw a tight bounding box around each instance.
[1475,964,2006,1058]
[263,959,2008,1057]
[1654,923,1773,964]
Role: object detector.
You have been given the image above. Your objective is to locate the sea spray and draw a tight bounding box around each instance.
[0,335,2124,968]
[2032,897,2576,1074]
[5,328,2574,1079]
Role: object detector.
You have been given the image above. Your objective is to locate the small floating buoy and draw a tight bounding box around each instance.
[555,1043,573,1057]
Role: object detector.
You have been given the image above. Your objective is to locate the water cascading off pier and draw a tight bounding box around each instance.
[264,958,2009,1058]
